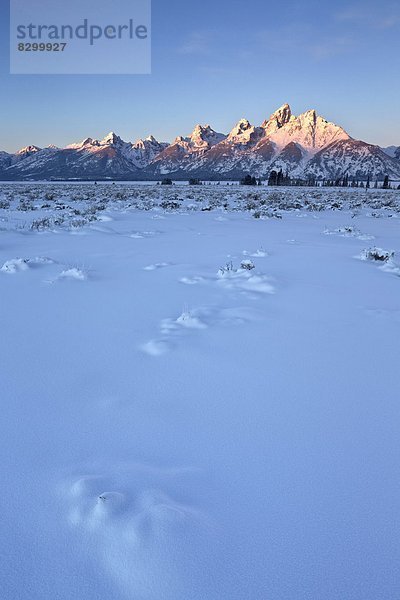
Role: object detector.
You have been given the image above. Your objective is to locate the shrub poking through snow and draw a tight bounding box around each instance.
[218,261,235,276]
[0,258,29,273]
[360,247,394,262]
[219,260,257,276]
[160,200,180,210]
[240,259,255,271]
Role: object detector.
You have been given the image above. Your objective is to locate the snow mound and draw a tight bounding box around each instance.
[379,257,400,277]
[240,259,255,270]
[65,466,206,598]
[143,262,169,271]
[1,258,29,273]
[243,248,268,258]
[217,265,275,294]
[58,267,87,281]
[29,256,55,266]
[358,247,395,262]
[324,226,374,241]
[141,339,171,356]
[175,311,207,329]
[179,276,204,285]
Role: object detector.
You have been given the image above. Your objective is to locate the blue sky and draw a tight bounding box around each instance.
[0,0,399,152]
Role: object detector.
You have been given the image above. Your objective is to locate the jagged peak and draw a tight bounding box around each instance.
[66,137,99,149]
[272,103,292,122]
[191,123,213,135]
[17,145,41,154]
[134,135,161,147]
[228,118,253,139]
[299,108,317,124]
[190,124,225,144]
[262,103,292,130]
[100,131,124,145]
[173,135,188,144]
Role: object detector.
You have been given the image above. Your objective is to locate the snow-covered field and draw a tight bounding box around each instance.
[1,184,400,600]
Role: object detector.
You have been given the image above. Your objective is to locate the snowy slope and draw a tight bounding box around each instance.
[307,139,400,180]
[1,183,400,600]
[1,105,400,180]
[382,145,400,159]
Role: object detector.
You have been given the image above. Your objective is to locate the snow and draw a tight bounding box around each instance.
[1,183,400,600]
[2,106,399,180]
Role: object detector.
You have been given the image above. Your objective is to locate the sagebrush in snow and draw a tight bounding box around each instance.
[240,260,255,271]
[361,247,394,262]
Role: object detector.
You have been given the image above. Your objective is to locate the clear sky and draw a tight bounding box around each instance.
[0,0,399,152]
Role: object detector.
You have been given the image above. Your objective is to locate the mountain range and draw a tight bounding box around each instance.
[1,104,399,181]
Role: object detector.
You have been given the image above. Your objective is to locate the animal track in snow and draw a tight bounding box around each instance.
[179,276,204,285]
[217,267,275,295]
[143,262,170,271]
[141,309,207,356]
[0,256,90,284]
[161,311,208,333]
[141,305,260,357]
[64,464,207,597]
[180,263,275,296]
[141,339,172,356]
[242,248,268,258]
[129,230,162,239]
[144,258,275,356]
[57,267,88,281]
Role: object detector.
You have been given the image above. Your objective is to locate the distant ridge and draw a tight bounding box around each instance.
[1,104,399,181]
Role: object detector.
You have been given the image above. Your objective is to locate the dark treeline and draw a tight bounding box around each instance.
[158,172,399,189]
[240,170,399,189]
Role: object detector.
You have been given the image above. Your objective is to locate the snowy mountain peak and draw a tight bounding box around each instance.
[190,124,226,148]
[17,145,41,155]
[262,103,293,132]
[261,107,351,154]
[100,132,125,146]
[227,119,255,141]
[173,135,187,144]
[302,108,317,121]
[382,145,400,159]
[65,137,99,150]
[134,135,162,148]
[2,103,398,181]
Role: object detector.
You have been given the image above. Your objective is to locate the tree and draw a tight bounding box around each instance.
[189,178,202,185]
[383,175,389,189]
[240,174,257,186]
[161,178,173,185]
[268,170,278,186]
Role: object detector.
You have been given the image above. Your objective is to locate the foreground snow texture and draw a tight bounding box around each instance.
[1,184,400,600]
